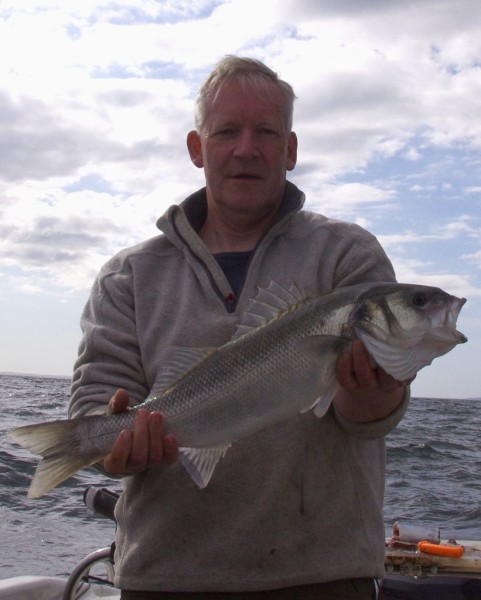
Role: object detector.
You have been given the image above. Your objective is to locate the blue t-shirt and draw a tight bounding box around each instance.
[213,251,252,297]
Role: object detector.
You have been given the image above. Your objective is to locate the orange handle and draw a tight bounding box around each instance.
[418,541,464,558]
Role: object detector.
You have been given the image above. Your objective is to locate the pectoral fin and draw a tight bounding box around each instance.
[179,444,231,489]
[150,347,217,394]
[296,335,352,418]
[312,379,340,418]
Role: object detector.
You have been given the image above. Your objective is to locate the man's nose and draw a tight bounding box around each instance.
[233,130,259,159]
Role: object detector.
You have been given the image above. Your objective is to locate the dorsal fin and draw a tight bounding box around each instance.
[233,280,306,339]
[149,347,216,394]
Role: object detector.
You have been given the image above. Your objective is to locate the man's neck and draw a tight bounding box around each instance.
[199,209,276,253]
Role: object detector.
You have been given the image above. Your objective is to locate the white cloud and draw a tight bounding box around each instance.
[378,216,480,251]
[0,0,480,391]
[303,182,397,218]
[465,186,481,195]
[404,148,421,161]
[463,250,481,270]
[384,254,480,300]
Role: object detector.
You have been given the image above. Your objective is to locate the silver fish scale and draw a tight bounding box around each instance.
[78,410,137,455]
[140,296,353,449]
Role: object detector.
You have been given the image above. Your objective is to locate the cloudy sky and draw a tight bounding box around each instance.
[0,0,480,399]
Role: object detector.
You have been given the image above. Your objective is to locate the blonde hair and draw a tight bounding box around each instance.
[194,56,296,132]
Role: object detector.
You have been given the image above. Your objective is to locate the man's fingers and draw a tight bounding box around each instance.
[147,413,179,464]
[337,341,383,391]
[103,393,179,475]
[336,351,358,390]
[351,341,378,390]
[163,434,179,464]
[103,429,133,474]
[147,412,166,464]
[128,409,150,471]
[108,388,130,415]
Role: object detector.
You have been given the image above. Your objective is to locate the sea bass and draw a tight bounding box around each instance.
[9,281,467,498]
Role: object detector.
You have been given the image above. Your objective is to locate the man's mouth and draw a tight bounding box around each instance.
[232,173,261,180]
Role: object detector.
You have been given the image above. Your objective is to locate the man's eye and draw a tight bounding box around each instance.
[259,128,279,136]
[215,128,236,137]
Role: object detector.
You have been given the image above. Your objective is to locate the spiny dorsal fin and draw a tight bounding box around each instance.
[233,279,306,339]
[150,347,216,394]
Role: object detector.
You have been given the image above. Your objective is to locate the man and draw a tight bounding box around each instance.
[70,56,410,599]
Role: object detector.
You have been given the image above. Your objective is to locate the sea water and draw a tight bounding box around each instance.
[1,372,481,579]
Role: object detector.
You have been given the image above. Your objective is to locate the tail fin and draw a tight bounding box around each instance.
[9,420,104,499]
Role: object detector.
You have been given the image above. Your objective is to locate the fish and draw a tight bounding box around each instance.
[9,280,467,498]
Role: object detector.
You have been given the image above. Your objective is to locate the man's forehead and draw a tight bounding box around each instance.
[206,80,286,121]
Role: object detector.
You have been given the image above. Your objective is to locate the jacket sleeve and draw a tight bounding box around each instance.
[332,387,410,439]
[69,253,149,419]
[329,223,397,288]
[325,221,410,437]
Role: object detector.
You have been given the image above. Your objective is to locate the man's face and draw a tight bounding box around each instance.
[187,80,297,223]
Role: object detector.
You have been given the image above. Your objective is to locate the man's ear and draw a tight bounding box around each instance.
[286,131,298,172]
[187,130,204,168]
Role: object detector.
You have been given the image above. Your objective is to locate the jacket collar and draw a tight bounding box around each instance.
[157,180,305,249]
[178,180,305,232]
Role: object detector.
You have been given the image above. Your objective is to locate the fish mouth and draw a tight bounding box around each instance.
[450,297,468,342]
[430,296,467,343]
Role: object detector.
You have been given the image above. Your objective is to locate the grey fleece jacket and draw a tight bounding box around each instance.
[70,181,408,592]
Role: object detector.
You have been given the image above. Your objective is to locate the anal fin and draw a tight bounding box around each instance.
[179,444,231,489]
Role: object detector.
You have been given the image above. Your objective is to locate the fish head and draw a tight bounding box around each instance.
[349,283,467,381]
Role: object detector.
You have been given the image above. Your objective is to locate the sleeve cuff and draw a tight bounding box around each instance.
[333,386,411,439]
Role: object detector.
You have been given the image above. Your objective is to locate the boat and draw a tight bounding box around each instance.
[2,487,481,599]
[381,523,481,598]
[0,549,118,599]
[0,487,119,600]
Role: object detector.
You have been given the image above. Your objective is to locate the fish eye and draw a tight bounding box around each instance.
[412,292,428,307]
[354,304,368,320]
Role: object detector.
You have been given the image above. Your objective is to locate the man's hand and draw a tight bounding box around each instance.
[334,340,413,423]
[101,389,179,476]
